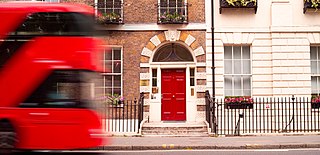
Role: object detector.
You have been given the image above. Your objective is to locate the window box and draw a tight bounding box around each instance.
[226,103,253,109]
[311,102,320,109]
[96,12,123,24]
[157,2,188,24]
[304,0,320,13]
[220,0,257,14]
[224,96,254,109]
[159,12,187,24]
[311,95,320,109]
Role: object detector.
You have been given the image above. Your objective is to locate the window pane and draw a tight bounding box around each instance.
[224,76,232,90]
[234,60,241,74]
[224,46,232,59]
[113,88,121,95]
[243,76,251,90]
[153,44,193,62]
[152,69,157,77]
[113,49,121,60]
[318,47,320,60]
[190,78,195,86]
[152,79,157,86]
[311,61,317,74]
[113,61,121,73]
[225,89,232,96]
[243,60,251,74]
[104,75,112,87]
[114,75,121,87]
[114,0,122,8]
[105,50,112,60]
[105,88,112,95]
[224,76,232,96]
[311,48,317,60]
[234,89,241,96]
[234,76,241,90]
[224,60,232,74]
[190,68,195,76]
[242,46,250,59]
[152,69,157,87]
[318,61,320,74]
[233,46,241,59]
[311,76,317,93]
[105,61,112,72]
[243,90,251,96]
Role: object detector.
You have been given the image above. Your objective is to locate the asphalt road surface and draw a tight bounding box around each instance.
[19,148,320,155]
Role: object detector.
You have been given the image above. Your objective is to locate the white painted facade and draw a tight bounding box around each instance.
[206,0,320,99]
[139,31,206,123]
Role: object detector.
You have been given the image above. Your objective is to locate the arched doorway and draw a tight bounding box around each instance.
[152,43,194,121]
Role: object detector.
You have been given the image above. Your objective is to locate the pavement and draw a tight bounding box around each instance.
[97,134,320,150]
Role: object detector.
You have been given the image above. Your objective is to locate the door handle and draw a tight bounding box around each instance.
[173,95,175,98]
[29,113,50,116]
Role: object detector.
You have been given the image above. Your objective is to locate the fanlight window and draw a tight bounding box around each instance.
[153,43,193,62]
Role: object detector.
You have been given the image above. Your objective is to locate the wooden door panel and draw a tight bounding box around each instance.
[161,69,186,121]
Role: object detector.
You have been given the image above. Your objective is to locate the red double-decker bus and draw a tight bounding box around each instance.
[0,1,105,153]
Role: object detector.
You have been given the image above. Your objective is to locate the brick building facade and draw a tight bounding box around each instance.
[93,0,207,123]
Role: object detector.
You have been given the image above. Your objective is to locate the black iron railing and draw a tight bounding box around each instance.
[99,92,144,133]
[206,94,320,136]
[157,2,188,24]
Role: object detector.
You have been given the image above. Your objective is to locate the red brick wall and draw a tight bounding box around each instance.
[122,0,205,24]
[101,31,161,100]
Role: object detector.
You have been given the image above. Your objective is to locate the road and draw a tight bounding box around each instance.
[20,148,320,155]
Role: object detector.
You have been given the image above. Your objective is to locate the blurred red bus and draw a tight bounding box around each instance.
[0,1,105,153]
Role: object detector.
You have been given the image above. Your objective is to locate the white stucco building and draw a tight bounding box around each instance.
[206,0,320,99]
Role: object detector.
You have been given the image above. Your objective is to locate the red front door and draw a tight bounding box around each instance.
[161,69,186,121]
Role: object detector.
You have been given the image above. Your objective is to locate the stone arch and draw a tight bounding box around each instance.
[140,31,205,63]
[139,30,207,96]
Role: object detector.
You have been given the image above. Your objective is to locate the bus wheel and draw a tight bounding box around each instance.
[0,120,17,154]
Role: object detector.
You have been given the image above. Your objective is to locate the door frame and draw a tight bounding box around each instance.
[148,64,197,122]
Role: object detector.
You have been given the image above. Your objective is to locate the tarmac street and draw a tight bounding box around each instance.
[102,134,320,150]
[31,149,320,155]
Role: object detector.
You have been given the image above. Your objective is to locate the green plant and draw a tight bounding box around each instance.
[159,11,186,23]
[96,12,121,24]
[97,94,124,105]
[305,0,320,8]
[226,0,257,7]
[312,95,320,103]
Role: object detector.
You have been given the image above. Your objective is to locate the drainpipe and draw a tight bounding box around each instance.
[211,0,215,99]
[211,0,216,134]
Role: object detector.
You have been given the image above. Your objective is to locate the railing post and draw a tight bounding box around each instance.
[205,90,211,127]
[292,95,295,132]
[211,95,216,134]
[137,92,144,133]
[205,90,216,134]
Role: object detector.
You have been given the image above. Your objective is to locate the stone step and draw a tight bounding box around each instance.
[141,121,209,136]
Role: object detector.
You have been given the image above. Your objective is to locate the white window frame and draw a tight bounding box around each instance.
[224,45,252,97]
[158,0,188,18]
[311,46,320,96]
[95,0,123,15]
[102,46,123,96]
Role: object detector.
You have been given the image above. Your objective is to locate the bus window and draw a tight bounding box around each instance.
[15,12,95,36]
[0,12,95,70]
[20,70,101,108]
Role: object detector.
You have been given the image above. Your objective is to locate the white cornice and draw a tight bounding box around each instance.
[96,23,207,31]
